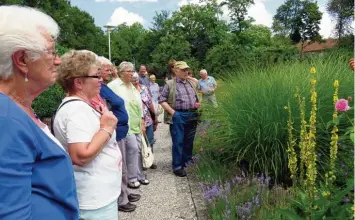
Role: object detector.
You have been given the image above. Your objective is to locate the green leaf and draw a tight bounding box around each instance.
[350,133,354,144]
[277,208,304,220]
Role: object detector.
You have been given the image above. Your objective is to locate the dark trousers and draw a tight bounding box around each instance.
[145,124,155,152]
[169,111,198,171]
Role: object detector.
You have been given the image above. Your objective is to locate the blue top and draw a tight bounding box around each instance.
[100,83,129,141]
[197,76,217,94]
[0,94,79,220]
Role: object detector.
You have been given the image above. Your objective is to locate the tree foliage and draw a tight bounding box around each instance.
[327,0,354,40]
[273,0,322,45]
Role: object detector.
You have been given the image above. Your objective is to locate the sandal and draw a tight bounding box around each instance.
[138,179,150,185]
[128,181,140,189]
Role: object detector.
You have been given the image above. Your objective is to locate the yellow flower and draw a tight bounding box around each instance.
[311,79,317,85]
[310,67,316,74]
[284,106,288,110]
[333,80,339,88]
[322,191,330,197]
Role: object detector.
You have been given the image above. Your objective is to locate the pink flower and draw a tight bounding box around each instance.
[194,103,200,108]
[335,99,351,112]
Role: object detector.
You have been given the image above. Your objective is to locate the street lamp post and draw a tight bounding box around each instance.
[104,25,116,62]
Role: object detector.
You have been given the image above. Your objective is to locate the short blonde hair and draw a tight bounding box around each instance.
[57,50,98,92]
[149,74,156,79]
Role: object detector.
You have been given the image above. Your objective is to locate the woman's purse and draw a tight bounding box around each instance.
[141,134,154,169]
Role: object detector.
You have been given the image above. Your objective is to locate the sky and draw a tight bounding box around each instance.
[71,0,336,38]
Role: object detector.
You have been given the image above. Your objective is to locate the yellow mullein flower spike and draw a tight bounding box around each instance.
[333,80,339,88]
[310,67,316,74]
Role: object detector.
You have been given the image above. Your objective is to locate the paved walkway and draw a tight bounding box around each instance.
[120,122,208,220]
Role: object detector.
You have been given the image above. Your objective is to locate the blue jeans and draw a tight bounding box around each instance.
[145,124,155,152]
[170,111,198,171]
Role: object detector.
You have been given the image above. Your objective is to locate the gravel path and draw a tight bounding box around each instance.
[119,122,208,220]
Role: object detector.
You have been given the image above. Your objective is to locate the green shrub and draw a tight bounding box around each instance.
[32,83,66,118]
[155,79,165,87]
[198,52,354,181]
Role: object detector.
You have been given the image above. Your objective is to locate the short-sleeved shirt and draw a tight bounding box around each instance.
[0,94,79,219]
[108,78,143,134]
[53,97,122,210]
[100,83,129,141]
[198,76,217,94]
[140,85,153,127]
[159,78,198,110]
[149,82,159,103]
[139,75,151,88]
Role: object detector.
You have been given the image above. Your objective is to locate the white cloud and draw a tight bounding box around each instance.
[106,7,144,26]
[247,0,273,27]
[96,0,157,2]
[318,4,336,38]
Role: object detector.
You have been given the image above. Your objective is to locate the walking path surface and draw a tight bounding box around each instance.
[120,122,208,220]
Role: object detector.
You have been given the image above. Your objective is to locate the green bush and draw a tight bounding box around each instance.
[198,52,354,181]
[32,83,66,118]
[155,79,165,87]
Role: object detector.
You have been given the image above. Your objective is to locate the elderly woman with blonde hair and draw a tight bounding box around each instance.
[0,6,79,219]
[53,50,122,219]
[108,61,150,189]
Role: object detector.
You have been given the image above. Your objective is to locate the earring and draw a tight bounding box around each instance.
[25,73,28,82]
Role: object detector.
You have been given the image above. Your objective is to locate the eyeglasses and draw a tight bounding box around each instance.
[73,73,101,79]
[81,75,101,79]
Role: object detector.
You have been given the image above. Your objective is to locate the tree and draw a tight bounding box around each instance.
[294,1,322,50]
[151,34,191,77]
[272,0,303,37]
[273,0,322,46]
[327,0,354,40]
[151,10,170,31]
[220,0,255,32]
[164,3,228,64]
[110,23,147,65]
[239,25,272,47]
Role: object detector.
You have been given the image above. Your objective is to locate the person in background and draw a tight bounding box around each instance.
[112,65,119,80]
[197,69,218,107]
[108,61,150,189]
[187,70,198,87]
[149,74,160,115]
[159,61,200,177]
[138,64,150,88]
[54,50,122,220]
[167,60,176,80]
[0,6,79,219]
[132,72,158,170]
[95,56,141,213]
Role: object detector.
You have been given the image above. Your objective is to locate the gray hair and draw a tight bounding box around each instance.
[0,6,59,79]
[118,61,134,73]
[200,69,208,75]
[132,72,139,80]
[97,56,112,67]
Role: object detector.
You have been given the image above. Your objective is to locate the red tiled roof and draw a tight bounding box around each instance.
[297,39,338,53]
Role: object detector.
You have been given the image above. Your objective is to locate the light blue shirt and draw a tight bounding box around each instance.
[198,76,217,94]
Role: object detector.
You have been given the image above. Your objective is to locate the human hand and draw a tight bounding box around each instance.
[99,103,117,132]
[141,121,146,134]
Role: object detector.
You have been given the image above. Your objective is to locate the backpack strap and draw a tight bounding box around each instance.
[50,99,83,135]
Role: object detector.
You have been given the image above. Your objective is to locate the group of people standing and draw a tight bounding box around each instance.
[0,5,217,220]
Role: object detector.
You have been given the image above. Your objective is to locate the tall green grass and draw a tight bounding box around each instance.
[198,53,354,181]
